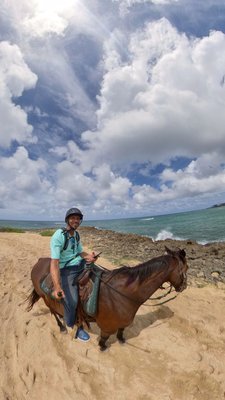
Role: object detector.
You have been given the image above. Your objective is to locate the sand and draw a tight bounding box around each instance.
[0,231,225,400]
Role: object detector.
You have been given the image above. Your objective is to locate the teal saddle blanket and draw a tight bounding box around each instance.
[40,264,103,317]
[80,267,103,317]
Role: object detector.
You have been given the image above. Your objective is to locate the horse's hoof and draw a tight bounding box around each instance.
[118,338,126,344]
[60,326,68,334]
[99,345,108,352]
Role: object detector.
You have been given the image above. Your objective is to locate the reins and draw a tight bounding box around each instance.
[91,263,179,307]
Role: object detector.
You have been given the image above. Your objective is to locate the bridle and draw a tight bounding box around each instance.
[175,256,187,292]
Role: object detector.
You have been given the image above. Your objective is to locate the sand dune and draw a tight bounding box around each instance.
[0,232,225,400]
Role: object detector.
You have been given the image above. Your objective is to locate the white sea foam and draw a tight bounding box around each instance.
[198,238,225,245]
[140,217,154,221]
[155,229,183,241]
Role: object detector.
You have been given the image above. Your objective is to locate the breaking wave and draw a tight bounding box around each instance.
[154,229,184,241]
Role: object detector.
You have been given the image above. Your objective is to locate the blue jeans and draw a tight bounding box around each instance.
[60,261,85,328]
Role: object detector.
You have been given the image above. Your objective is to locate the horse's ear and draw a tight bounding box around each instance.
[179,249,186,260]
[165,246,173,255]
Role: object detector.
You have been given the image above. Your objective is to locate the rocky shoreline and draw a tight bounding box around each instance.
[79,226,225,286]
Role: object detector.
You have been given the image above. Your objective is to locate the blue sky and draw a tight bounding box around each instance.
[0,0,225,221]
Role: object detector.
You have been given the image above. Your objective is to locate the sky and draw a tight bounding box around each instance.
[0,0,225,221]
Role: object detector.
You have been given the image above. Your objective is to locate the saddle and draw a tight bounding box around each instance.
[40,264,103,318]
[78,266,103,317]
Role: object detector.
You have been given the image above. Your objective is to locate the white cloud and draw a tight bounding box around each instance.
[2,0,80,38]
[52,161,132,212]
[25,106,48,118]
[0,147,51,216]
[93,164,132,204]
[47,18,224,217]
[130,155,225,212]
[54,160,94,205]
[22,0,72,37]
[0,41,37,148]
[2,0,111,40]
[160,153,225,198]
[30,17,225,219]
[78,20,225,171]
[1,3,225,220]
[1,1,110,129]
[34,45,98,128]
[113,0,179,16]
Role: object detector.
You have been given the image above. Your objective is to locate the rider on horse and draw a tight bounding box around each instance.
[50,207,98,342]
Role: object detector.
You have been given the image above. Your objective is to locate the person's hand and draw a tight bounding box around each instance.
[52,288,65,300]
[93,251,102,260]
[85,252,99,264]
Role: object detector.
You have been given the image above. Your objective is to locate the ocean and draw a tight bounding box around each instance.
[0,206,224,244]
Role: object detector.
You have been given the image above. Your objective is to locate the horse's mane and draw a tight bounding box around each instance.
[106,254,171,286]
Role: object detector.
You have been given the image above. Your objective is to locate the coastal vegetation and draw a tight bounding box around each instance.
[0,226,25,233]
[210,202,225,208]
[39,230,54,237]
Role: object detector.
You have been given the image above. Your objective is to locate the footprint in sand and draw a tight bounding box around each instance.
[207,364,215,375]
[19,364,37,393]
[193,352,203,362]
[219,326,225,334]
[23,328,28,336]
[77,362,92,374]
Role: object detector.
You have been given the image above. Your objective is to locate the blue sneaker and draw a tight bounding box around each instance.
[75,327,90,342]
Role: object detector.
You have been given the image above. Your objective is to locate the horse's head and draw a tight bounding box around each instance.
[165,246,188,292]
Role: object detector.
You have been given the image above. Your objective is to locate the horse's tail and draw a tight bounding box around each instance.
[25,288,40,311]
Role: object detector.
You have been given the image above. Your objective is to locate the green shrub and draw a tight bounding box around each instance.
[0,226,25,233]
[39,230,54,237]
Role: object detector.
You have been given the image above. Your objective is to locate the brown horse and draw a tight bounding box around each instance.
[26,247,188,351]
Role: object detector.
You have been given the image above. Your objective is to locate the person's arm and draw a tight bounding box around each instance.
[50,258,65,299]
[76,238,98,264]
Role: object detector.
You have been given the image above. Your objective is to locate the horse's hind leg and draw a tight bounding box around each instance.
[52,312,67,334]
[99,333,109,351]
[117,328,126,344]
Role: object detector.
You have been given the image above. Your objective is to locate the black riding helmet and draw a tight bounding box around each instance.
[65,207,83,223]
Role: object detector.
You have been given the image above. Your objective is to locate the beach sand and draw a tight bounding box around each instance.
[0,231,225,400]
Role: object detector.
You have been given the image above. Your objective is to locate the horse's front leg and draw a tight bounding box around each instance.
[99,332,110,351]
[117,328,126,344]
[52,312,67,334]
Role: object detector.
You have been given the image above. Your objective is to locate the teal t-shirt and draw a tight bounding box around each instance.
[50,229,83,269]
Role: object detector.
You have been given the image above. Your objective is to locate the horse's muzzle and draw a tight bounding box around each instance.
[175,271,188,292]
